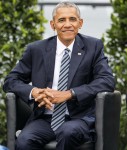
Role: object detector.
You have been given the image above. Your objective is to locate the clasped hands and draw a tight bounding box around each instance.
[32,87,72,110]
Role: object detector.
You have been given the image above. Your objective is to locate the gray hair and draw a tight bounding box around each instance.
[52,1,81,19]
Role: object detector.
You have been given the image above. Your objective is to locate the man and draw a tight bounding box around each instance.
[3,1,115,150]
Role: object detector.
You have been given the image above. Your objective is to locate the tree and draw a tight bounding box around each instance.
[103,0,127,94]
[103,0,127,150]
[0,0,47,145]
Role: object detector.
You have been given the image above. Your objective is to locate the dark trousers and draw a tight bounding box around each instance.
[15,115,91,150]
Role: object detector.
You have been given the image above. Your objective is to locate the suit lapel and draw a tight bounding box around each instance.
[67,35,86,88]
[44,37,57,88]
[43,35,86,89]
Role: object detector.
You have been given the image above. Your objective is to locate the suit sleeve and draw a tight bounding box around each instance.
[3,44,34,102]
[73,39,115,104]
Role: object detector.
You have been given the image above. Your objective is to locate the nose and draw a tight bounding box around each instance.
[64,20,72,27]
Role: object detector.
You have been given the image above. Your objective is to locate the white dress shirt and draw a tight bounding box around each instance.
[44,37,74,114]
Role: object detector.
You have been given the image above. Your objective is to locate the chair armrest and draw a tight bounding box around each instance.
[6,92,33,150]
[95,91,121,150]
[6,92,16,150]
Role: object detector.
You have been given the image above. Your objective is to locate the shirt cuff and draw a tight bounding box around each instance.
[29,87,36,100]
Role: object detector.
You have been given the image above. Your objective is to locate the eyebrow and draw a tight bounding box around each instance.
[58,17,78,20]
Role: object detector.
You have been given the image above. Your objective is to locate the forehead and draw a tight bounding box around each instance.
[54,7,79,19]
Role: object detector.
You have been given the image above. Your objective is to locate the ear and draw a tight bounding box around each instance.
[50,20,55,30]
[79,19,83,29]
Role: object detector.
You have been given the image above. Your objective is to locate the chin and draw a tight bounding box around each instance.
[64,35,75,41]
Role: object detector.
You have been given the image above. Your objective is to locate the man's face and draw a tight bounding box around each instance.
[50,7,83,46]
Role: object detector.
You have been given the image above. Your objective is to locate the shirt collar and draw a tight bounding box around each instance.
[56,37,75,55]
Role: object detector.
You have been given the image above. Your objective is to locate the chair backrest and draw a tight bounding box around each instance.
[6,91,121,150]
[95,91,121,150]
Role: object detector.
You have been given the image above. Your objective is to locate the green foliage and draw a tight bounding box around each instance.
[103,0,127,150]
[103,0,127,94]
[0,0,47,145]
[0,101,6,145]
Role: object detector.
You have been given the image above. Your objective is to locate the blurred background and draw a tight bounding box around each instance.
[38,0,112,39]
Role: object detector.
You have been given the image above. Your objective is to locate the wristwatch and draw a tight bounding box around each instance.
[70,89,76,99]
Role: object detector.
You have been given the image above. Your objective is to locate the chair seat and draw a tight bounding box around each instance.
[44,141,94,150]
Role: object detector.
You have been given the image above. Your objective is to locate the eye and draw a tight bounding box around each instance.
[58,18,65,23]
[69,17,77,22]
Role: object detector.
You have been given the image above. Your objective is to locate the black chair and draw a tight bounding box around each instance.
[6,91,121,150]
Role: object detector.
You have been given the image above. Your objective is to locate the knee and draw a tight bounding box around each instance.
[15,132,33,150]
[56,124,77,140]
[56,123,89,142]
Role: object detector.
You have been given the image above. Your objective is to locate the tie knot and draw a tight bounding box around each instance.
[65,48,70,53]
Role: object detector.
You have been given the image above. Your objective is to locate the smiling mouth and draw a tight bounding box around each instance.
[62,30,73,32]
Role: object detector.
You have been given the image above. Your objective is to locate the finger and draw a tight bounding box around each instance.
[45,104,53,110]
[35,94,46,102]
[38,101,45,107]
[43,98,53,108]
[38,98,53,108]
[37,89,45,94]
[46,87,55,92]
[45,91,54,98]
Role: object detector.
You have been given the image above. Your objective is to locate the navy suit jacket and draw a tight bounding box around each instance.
[3,33,115,129]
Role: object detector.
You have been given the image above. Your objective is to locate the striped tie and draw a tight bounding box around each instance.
[51,48,70,131]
